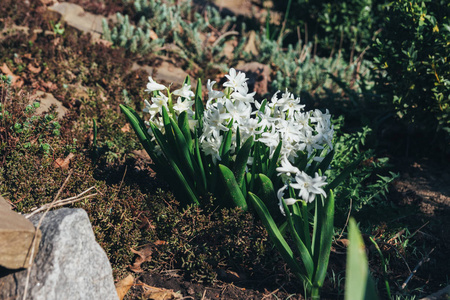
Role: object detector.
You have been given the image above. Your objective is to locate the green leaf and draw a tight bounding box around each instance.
[295,151,309,171]
[119,104,155,155]
[218,164,248,210]
[119,105,169,175]
[255,174,279,216]
[169,115,198,181]
[235,127,241,154]
[267,141,283,178]
[233,136,253,187]
[281,199,314,279]
[183,75,191,86]
[194,78,203,129]
[219,121,233,165]
[312,191,335,287]
[315,149,335,174]
[194,129,208,191]
[345,219,379,300]
[161,106,194,177]
[326,157,363,191]
[177,111,193,152]
[292,201,311,251]
[248,192,310,284]
[150,122,200,206]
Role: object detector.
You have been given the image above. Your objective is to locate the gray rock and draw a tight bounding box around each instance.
[0,208,119,300]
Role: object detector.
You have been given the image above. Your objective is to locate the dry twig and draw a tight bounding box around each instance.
[25,186,97,219]
[401,247,435,290]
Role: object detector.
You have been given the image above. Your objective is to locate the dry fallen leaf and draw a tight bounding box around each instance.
[121,123,131,133]
[115,274,135,300]
[27,63,41,74]
[149,30,158,40]
[336,238,350,247]
[53,153,75,170]
[96,39,113,47]
[0,63,24,88]
[153,240,167,246]
[42,81,58,91]
[129,244,154,273]
[142,284,183,300]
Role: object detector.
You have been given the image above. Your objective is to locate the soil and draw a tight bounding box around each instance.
[1,1,449,299]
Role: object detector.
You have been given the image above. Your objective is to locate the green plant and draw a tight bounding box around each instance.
[345,218,379,300]
[0,81,61,159]
[372,0,450,138]
[50,20,65,36]
[369,236,392,299]
[121,69,363,298]
[273,0,389,58]
[330,119,398,216]
[246,28,374,101]
[103,0,237,70]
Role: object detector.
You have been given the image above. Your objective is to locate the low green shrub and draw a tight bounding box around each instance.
[330,117,398,219]
[273,0,389,58]
[372,0,450,140]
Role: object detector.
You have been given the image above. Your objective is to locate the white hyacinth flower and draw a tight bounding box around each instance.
[276,157,300,180]
[207,79,224,100]
[173,98,194,115]
[173,84,194,99]
[290,172,327,203]
[145,77,166,93]
[277,185,299,216]
[223,68,248,91]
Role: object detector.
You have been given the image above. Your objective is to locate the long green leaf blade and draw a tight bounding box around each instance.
[218,164,248,211]
[280,199,314,279]
[313,191,335,287]
[267,141,283,178]
[315,149,335,174]
[177,111,193,152]
[119,104,155,155]
[255,174,279,217]
[169,116,196,177]
[248,192,310,284]
[194,78,203,129]
[233,136,253,187]
[345,218,379,300]
[150,123,200,206]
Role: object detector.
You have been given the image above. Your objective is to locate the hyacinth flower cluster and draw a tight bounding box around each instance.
[120,69,356,299]
[142,69,333,209]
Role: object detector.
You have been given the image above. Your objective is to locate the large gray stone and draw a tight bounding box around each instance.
[0,208,119,300]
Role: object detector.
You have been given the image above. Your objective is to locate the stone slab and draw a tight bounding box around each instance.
[0,196,41,270]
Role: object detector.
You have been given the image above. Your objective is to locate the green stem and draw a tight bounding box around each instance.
[369,236,391,299]
[310,286,320,300]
